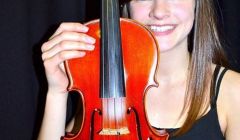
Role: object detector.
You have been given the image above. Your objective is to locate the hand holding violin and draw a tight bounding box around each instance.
[41,23,96,94]
[38,22,96,140]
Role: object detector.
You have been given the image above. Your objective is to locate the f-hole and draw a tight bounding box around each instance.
[68,91,83,135]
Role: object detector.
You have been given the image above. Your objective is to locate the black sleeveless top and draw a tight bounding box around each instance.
[153,65,228,140]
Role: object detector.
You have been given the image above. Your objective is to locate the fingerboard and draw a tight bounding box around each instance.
[100,0,126,98]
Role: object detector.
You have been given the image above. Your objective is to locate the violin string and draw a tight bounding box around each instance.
[119,98,122,140]
[106,98,109,140]
[115,98,117,140]
[119,98,121,140]
[123,97,130,140]
[115,98,118,140]
[103,99,105,140]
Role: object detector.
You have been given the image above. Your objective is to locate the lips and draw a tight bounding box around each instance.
[148,24,177,36]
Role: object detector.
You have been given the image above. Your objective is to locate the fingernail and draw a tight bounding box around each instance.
[87,44,95,50]
[81,26,89,32]
[87,37,96,44]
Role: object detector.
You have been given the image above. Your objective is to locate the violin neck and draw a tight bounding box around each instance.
[100,0,125,98]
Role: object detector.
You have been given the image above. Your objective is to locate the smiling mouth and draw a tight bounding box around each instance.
[148,25,176,35]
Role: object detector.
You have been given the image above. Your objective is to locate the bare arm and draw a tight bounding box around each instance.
[38,92,68,140]
[221,70,240,140]
[38,22,95,140]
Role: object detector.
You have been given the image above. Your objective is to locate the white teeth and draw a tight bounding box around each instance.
[149,25,174,32]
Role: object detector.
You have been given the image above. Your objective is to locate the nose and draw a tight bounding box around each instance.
[149,0,170,20]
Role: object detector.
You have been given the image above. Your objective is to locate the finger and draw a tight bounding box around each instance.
[41,31,96,53]
[43,50,86,72]
[42,40,94,61]
[50,22,89,40]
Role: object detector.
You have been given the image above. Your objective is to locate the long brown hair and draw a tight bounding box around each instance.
[177,0,228,136]
[121,0,228,136]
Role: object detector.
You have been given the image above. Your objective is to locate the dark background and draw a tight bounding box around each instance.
[0,0,239,139]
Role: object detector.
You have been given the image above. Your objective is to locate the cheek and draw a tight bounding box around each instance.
[173,3,195,23]
[129,5,148,21]
[174,1,195,19]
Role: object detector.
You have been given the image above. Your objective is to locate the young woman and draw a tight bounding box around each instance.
[38,0,240,139]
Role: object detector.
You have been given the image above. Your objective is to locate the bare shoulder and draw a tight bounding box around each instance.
[220,68,240,108]
[221,69,240,101]
[219,68,240,139]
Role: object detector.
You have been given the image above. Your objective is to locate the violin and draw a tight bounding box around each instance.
[62,0,169,139]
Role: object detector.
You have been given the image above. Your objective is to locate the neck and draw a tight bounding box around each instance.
[156,41,190,85]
